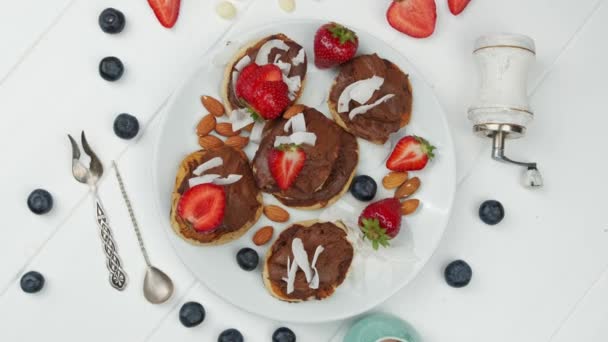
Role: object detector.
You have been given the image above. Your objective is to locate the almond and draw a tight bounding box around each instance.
[382,172,409,189]
[401,199,420,215]
[283,104,306,119]
[196,114,216,137]
[263,205,289,222]
[216,122,240,137]
[252,226,274,245]
[395,176,420,198]
[225,135,249,149]
[201,95,225,117]
[243,123,254,132]
[198,135,224,150]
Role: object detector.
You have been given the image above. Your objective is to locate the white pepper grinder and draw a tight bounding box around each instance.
[468,33,543,188]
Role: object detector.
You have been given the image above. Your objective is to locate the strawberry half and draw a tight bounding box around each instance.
[386,0,437,38]
[314,22,359,69]
[448,0,471,15]
[148,0,181,28]
[236,63,262,100]
[257,64,283,82]
[358,198,402,250]
[250,81,290,120]
[386,135,436,171]
[268,144,306,190]
[177,183,226,232]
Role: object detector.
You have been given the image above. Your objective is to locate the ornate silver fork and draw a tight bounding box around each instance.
[68,132,128,291]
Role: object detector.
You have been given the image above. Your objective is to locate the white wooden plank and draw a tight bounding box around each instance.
[0,0,244,290]
[356,2,608,340]
[551,267,608,342]
[0,0,73,82]
[385,0,604,181]
[147,282,341,342]
[0,115,198,341]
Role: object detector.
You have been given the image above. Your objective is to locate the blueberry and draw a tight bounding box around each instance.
[20,271,45,293]
[179,301,205,328]
[350,175,377,201]
[99,8,125,34]
[113,113,140,140]
[27,189,53,215]
[99,56,124,81]
[236,248,259,271]
[218,328,243,342]
[444,260,472,288]
[479,200,504,225]
[273,327,296,342]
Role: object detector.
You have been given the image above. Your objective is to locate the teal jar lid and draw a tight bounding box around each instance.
[344,313,421,342]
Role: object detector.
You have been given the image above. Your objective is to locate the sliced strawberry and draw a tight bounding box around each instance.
[386,135,436,171]
[268,144,306,190]
[257,64,283,82]
[236,63,261,100]
[358,198,402,249]
[177,183,225,232]
[448,0,470,15]
[386,0,437,38]
[148,0,181,28]
[250,81,290,120]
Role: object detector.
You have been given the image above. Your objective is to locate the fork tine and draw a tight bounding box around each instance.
[68,134,81,160]
[81,131,104,176]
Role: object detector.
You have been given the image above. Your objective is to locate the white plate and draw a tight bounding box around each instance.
[153,20,456,323]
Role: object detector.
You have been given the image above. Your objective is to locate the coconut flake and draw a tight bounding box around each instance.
[273,132,317,147]
[283,113,306,133]
[231,71,239,96]
[255,39,289,65]
[274,60,292,75]
[230,108,255,131]
[234,55,251,72]
[193,157,223,176]
[292,238,313,282]
[250,120,266,143]
[188,174,221,187]
[282,256,298,294]
[349,94,395,120]
[338,76,384,113]
[283,75,301,100]
[292,48,306,66]
[213,174,242,185]
[309,245,325,289]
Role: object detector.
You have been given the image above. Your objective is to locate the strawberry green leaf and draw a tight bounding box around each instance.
[414,135,436,159]
[360,218,391,250]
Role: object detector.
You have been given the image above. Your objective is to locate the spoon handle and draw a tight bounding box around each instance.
[93,190,128,291]
[112,161,151,267]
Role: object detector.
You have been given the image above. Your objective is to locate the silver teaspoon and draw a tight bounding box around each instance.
[112,161,174,304]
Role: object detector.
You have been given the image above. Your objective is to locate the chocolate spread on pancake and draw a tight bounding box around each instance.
[175,146,260,243]
[330,54,412,143]
[252,107,358,207]
[267,222,353,300]
[227,34,307,110]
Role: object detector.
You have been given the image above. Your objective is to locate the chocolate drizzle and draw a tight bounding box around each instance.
[175,146,261,243]
[330,54,412,143]
[227,34,308,110]
[252,107,358,208]
[266,222,353,300]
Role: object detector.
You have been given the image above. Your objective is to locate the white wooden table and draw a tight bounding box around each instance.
[1,0,607,341]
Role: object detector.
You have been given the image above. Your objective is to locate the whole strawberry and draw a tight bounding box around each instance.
[358,198,402,250]
[314,22,359,69]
